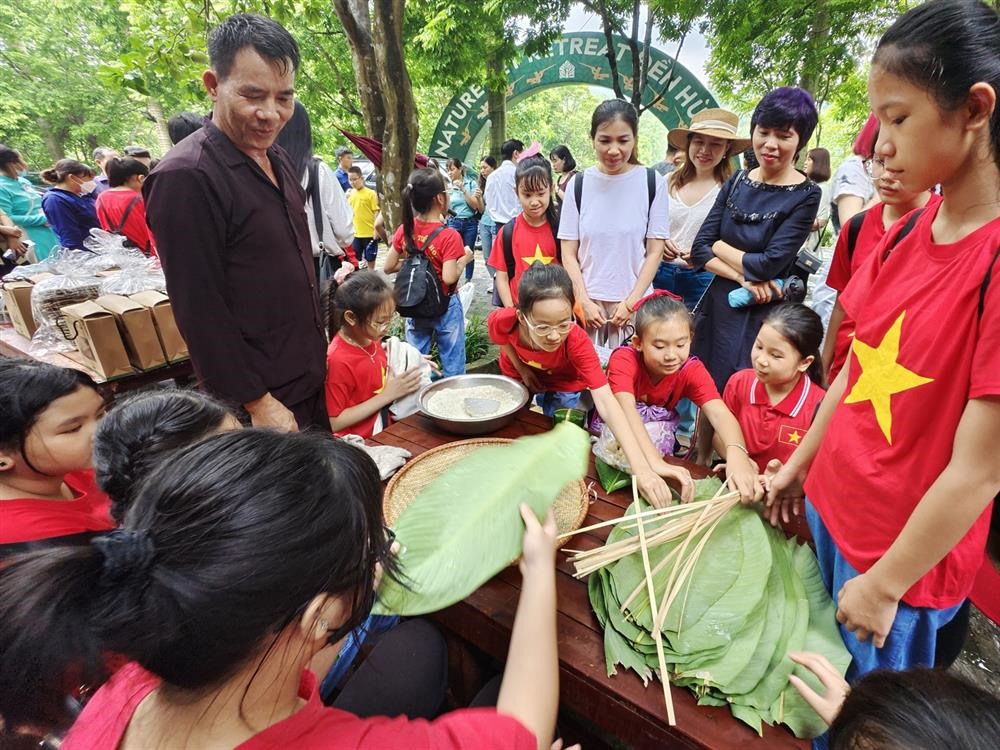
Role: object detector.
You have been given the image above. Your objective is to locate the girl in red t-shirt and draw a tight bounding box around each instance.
[604,291,761,504]
[0,359,111,547]
[768,1,1000,679]
[324,270,422,439]
[722,303,826,536]
[384,168,473,378]
[489,156,561,307]
[0,430,560,750]
[488,263,674,507]
[822,168,939,381]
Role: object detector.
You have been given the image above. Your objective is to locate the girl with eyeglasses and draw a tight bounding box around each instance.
[323,270,422,438]
[487,263,673,507]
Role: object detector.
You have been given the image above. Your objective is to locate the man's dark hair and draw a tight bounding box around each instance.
[500,139,525,162]
[124,145,151,159]
[105,157,149,188]
[348,165,363,177]
[207,13,300,81]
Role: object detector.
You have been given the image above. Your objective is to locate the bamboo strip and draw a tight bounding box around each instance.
[632,477,676,726]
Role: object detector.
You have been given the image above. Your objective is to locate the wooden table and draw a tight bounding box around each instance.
[0,324,193,397]
[371,410,809,750]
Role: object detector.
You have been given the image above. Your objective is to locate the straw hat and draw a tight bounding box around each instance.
[668,108,752,153]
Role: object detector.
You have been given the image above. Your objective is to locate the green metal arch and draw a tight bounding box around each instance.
[428,31,719,164]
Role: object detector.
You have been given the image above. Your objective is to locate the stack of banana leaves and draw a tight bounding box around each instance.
[574,478,851,739]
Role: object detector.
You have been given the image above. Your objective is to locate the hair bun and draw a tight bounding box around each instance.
[92,529,155,583]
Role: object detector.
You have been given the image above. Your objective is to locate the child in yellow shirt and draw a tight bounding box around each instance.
[347,166,380,266]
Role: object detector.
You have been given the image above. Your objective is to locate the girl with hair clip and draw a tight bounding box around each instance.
[324,269,423,438]
[603,291,762,504]
[487,263,675,507]
[92,389,239,523]
[0,430,567,750]
[768,0,1000,679]
[0,359,110,548]
[489,155,562,308]
[384,167,474,378]
[720,303,826,537]
[558,99,670,349]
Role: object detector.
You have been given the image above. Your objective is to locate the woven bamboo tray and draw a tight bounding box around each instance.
[384,438,590,535]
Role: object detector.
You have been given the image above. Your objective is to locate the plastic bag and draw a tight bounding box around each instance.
[384,335,433,420]
[591,402,680,473]
[28,274,102,356]
[458,282,475,330]
[99,268,167,296]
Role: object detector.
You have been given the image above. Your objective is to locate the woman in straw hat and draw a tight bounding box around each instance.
[687,87,821,463]
[653,108,752,311]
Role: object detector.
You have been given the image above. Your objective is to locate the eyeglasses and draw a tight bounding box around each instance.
[368,318,393,332]
[523,317,575,336]
[863,157,887,180]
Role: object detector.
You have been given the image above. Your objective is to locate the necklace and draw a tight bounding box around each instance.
[339,331,378,362]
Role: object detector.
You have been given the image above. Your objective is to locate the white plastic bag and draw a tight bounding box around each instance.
[384,335,434,419]
[458,282,475,330]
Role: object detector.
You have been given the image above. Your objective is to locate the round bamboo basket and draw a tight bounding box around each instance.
[384,438,590,535]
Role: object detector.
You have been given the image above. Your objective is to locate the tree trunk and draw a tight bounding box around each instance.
[37,118,66,162]
[147,98,172,155]
[331,0,387,141]
[596,0,624,99]
[486,51,507,162]
[372,0,417,234]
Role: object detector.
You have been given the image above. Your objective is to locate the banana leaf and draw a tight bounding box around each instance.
[693,475,724,500]
[375,422,590,616]
[595,456,631,493]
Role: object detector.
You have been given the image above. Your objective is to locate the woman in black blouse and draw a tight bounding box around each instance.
[688,87,820,462]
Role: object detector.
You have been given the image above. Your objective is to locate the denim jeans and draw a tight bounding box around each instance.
[652,262,713,312]
[405,293,466,377]
[535,390,582,417]
[478,221,497,279]
[448,216,479,281]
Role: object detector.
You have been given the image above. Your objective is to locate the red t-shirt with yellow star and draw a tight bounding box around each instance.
[487,307,606,392]
[723,369,825,471]
[607,347,719,408]
[805,204,1000,608]
[487,215,560,304]
[325,333,388,439]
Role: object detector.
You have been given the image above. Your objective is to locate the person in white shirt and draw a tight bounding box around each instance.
[484,139,523,228]
[558,100,669,348]
[277,102,354,282]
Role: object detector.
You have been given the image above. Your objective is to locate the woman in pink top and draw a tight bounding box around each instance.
[0,430,564,750]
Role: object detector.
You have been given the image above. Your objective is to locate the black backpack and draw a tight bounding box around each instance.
[499,219,562,275]
[394,225,449,318]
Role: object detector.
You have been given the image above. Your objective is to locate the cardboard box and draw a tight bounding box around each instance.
[1,281,37,338]
[129,290,188,362]
[95,294,167,370]
[60,300,133,379]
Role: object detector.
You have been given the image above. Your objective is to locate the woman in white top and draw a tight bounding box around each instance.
[652,108,752,311]
[558,100,669,348]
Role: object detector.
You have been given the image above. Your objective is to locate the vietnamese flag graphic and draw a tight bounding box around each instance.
[778,424,805,446]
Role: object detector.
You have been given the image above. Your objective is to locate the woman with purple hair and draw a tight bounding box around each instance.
[687,87,821,460]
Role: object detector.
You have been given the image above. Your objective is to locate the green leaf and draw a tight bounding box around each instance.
[375,422,590,615]
[692,475,724,501]
[595,456,631,493]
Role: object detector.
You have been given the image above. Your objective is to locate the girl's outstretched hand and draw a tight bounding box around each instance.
[636,470,672,508]
[764,458,805,527]
[836,572,899,648]
[726,454,764,504]
[519,504,558,576]
[787,651,849,727]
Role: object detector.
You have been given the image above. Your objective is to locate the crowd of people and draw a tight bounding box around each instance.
[1,0,999,748]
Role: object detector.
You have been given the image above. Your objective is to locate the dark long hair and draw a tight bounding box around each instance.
[275,100,313,178]
[92,389,234,522]
[763,303,826,388]
[401,167,446,251]
[591,99,640,165]
[517,262,575,315]
[323,269,393,338]
[478,155,497,192]
[549,145,576,173]
[873,0,1000,171]
[40,159,94,185]
[829,667,1000,750]
[0,430,396,728]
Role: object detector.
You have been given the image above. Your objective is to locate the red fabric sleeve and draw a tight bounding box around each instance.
[391,224,405,252]
[680,359,721,405]
[970,252,1000,399]
[567,327,608,390]
[487,229,505,273]
[486,307,517,346]
[722,370,744,415]
[437,226,467,262]
[825,225,853,293]
[606,346,638,395]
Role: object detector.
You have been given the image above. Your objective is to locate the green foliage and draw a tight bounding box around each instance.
[375,422,590,615]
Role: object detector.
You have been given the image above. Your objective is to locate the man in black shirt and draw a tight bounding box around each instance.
[144,14,327,430]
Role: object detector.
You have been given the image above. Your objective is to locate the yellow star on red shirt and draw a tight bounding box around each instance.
[525,360,544,369]
[373,364,387,394]
[843,311,933,445]
[522,245,554,267]
[787,430,802,444]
